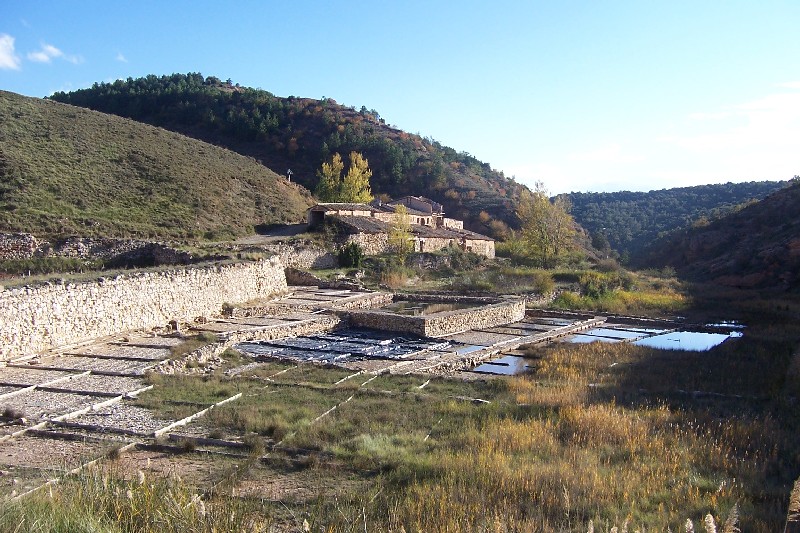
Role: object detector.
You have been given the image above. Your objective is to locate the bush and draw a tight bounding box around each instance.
[445,247,483,271]
[529,270,555,294]
[552,291,582,308]
[578,271,634,298]
[338,242,364,268]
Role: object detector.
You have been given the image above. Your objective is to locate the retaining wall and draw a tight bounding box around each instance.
[347,296,525,338]
[0,259,288,361]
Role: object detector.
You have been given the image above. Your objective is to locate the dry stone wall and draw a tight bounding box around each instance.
[0,233,39,260]
[0,233,193,265]
[0,259,287,361]
[348,298,525,338]
[345,233,389,256]
[261,243,337,269]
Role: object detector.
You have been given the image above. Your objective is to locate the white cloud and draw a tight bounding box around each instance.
[115,52,128,63]
[776,81,800,89]
[27,43,83,64]
[28,44,60,63]
[0,34,21,70]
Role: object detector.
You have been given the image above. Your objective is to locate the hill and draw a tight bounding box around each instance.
[564,181,789,261]
[49,73,527,236]
[639,180,800,290]
[0,90,313,240]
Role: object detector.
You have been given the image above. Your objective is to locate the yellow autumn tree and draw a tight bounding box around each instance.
[314,152,373,203]
[388,203,413,260]
[314,152,344,201]
[516,181,576,268]
[340,151,373,203]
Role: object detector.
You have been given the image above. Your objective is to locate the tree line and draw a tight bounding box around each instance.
[50,73,526,236]
[564,180,790,261]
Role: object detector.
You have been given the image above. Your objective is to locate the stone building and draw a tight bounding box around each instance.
[307,199,495,258]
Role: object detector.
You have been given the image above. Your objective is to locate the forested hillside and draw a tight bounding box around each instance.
[50,73,526,236]
[564,181,789,260]
[0,90,313,239]
[639,180,800,289]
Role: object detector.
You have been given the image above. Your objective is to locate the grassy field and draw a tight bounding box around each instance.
[4,289,798,532]
[0,90,313,240]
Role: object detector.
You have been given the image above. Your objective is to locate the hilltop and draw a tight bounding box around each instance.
[0,90,313,240]
[564,181,790,261]
[50,73,527,236]
[639,180,800,290]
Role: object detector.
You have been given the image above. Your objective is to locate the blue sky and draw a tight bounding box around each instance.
[2,1,799,194]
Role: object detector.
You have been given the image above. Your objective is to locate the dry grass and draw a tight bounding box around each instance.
[10,291,799,531]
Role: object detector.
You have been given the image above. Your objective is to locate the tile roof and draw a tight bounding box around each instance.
[310,203,376,212]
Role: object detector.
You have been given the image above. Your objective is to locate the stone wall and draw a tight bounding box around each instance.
[0,259,288,361]
[0,233,39,260]
[465,238,495,259]
[261,243,337,269]
[345,233,389,256]
[0,233,193,266]
[347,297,525,338]
[440,218,464,230]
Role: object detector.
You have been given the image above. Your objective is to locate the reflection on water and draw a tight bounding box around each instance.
[381,301,478,316]
[473,355,533,375]
[580,328,647,340]
[633,331,742,351]
[568,334,621,344]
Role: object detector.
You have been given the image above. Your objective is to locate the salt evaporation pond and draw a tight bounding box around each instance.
[633,330,743,351]
[236,329,450,364]
[473,355,534,375]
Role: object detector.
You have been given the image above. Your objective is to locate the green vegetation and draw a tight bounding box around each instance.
[0,90,313,240]
[49,73,527,233]
[0,257,104,276]
[337,241,364,268]
[565,180,790,261]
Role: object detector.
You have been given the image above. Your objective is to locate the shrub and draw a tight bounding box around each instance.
[529,270,555,294]
[338,241,364,268]
[552,291,582,308]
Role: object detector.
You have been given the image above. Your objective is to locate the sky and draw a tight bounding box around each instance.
[1,0,799,194]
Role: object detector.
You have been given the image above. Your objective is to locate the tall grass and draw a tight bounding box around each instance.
[7,312,796,531]
[0,466,268,532]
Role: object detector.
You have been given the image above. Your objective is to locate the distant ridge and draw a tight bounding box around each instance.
[564,181,790,260]
[639,180,800,290]
[0,90,314,240]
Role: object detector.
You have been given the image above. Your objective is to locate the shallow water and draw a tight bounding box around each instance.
[579,327,647,340]
[633,330,742,351]
[567,334,622,344]
[473,355,533,375]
